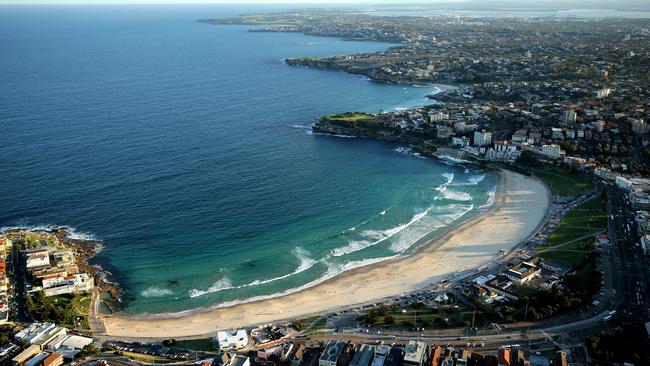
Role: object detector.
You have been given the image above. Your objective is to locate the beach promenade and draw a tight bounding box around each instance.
[100,169,549,338]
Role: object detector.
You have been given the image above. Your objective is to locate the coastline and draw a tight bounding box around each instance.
[100,168,549,339]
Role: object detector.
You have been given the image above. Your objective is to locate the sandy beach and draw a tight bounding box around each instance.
[100,169,549,338]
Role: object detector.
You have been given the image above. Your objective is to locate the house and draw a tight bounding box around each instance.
[217,330,249,351]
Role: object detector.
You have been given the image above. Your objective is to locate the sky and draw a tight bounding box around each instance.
[0,0,466,3]
[0,0,645,9]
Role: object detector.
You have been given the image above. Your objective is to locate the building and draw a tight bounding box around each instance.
[25,352,50,366]
[596,87,610,98]
[511,129,527,143]
[15,323,58,345]
[436,126,454,139]
[12,345,41,366]
[563,110,577,123]
[473,130,492,146]
[385,347,403,366]
[429,346,442,366]
[25,249,50,270]
[435,148,468,163]
[631,119,650,134]
[555,351,568,366]
[371,346,389,366]
[540,144,561,159]
[402,341,427,366]
[319,341,345,366]
[504,259,541,284]
[350,344,374,366]
[227,356,250,366]
[429,112,449,122]
[497,348,510,366]
[451,136,470,148]
[217,330,249,351]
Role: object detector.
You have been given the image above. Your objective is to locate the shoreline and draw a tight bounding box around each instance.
[100,168,550,339]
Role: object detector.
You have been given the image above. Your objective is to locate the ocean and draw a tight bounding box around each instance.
[0,5,496,314]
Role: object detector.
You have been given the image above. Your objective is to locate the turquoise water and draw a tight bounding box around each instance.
[0,5,496,314]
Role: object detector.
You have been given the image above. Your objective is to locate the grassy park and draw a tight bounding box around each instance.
[536,193,607,267]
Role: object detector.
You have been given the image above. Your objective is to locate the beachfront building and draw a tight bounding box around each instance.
[503,259,541,284]
[217,330,249,352]
[318,341,345,366]
[403,341,427,366]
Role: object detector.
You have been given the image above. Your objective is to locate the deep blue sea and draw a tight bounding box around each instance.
[0,5,496,314]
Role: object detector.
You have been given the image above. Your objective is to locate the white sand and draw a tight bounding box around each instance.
[101,169,549,338]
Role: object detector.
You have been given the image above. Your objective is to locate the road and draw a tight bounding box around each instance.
[11,247,33,323]
[606,183,649,316]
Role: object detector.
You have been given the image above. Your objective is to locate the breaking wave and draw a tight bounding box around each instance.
[188,247,318,298]
[331,206,434,257]
[479,186,497,209]
[0,224,98,241]
[141,287,173,298]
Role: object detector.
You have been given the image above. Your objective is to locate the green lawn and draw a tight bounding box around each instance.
[536,194,607,267]
[171,339,217,353]
[365,306,483,330]
[324,112,379,123]
[522,165,594,196]
[291,316,328,333]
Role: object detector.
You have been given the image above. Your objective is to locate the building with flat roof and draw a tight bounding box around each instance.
[15,323,57,345]
[319,341,345,366]
[403,341,427,366]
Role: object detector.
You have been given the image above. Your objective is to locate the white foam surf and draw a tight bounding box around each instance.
[479,186,497,209]
[188,247,318,298]
[0,224,98,241]
[435,186,473,201]
[389,204,474,252]
[141,287,173,298]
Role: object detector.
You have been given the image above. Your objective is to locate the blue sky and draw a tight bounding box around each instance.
[0,0,465,3]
